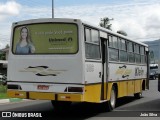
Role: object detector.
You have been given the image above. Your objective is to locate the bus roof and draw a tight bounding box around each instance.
[12,18,148,47]
[82,20,148,47]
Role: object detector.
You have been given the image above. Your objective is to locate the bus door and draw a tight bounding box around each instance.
[101,38,108,100]
[146,50,149,89]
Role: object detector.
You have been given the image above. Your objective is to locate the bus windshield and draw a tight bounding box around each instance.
[12,23,78,54]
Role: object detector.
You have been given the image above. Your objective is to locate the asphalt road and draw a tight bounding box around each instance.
[0,80,160,120]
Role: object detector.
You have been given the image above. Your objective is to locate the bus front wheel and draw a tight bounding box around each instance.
[134,92,142,99]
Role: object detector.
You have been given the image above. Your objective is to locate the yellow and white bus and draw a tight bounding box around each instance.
[7,18,149,111]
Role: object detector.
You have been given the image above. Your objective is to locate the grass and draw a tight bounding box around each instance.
[0,85,22,102]
[0,92,8,99]
[0,85,9,99]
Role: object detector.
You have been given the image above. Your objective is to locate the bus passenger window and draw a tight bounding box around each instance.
[85,28,91,42]
[140,46,145,55]
[112,36,118,48]
[141,55,146,64]
[120,39,126,51]
[140,46,146,64]
[120,51,128,62]
[135,54,141,63]
[108,35,118,48]
[85,43,100,59]
[128,42,135,63]
[109,48,118,61]
[134,44,140,54]
[108,36,113,47]
[91,29,99,44]
[119,39,127,62]
[128,53,135,63]
[128,42,134,52]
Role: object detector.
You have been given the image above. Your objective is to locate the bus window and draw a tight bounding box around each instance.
[120,39,126,51]
[112,36,118,48]
[140,46,145,55]
[120,51,128,62]
[128,42,135,63]
[135,54,141,63]
[85,43,100,59]
[119,39,127,62]
[140,46,145,64]
[141,55,146,64]
[12,23,78,54]
[134,44,140,54]
[85,28,100,59]
[128,42,134,52]
[108,35,118,49]
[128,53,135,63]
[134,44,141,63]
[108,36,113,47]
[85,28,91,42]
[109,48,118,61]
[91,29,99,44]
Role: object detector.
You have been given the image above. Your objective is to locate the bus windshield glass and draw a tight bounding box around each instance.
[12,23,78,54]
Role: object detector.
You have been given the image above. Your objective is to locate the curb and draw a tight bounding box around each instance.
[9,98,23,102]
[0,98,24,104]
[0,99,9,104]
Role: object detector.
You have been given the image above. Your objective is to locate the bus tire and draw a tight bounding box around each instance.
[51,101,71,112]
[107,86,117,111]
[134,92,142,99]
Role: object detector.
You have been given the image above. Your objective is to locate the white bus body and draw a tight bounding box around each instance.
[7,18,149,111]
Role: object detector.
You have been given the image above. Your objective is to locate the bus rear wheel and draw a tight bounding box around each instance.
[106,86,117,111]
[51,101,71,112]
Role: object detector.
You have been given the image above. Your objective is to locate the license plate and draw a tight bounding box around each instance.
[37,85,49,90]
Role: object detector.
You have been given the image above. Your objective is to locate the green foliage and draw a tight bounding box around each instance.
[0,85,8,99]
[5,44,9,48]
[0,85,7,92]
[99,17,113,30]
[0,93,8,99]
[0,53,5,60]
[150,51,154,60]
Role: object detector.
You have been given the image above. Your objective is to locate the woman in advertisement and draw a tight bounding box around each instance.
[15,26,35,54]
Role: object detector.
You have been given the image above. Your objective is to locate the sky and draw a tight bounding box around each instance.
[0,0,160,49]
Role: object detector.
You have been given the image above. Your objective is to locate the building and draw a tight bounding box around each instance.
[0,47,9,70]
[143,39,160,64]
[0,47,9,60]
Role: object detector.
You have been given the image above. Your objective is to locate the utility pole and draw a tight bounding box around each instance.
[52,0,54,18]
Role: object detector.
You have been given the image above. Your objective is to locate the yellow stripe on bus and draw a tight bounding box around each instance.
[84,84,101,103]
[29,92,55,100]
[7,90,27,99]
[7,79,146,103]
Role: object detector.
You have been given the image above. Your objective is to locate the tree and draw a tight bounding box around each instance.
[0,52,5,60]
[117,30,127,36]
[150,50,155,63]
[99,17,113,30]
[5,44,9,48]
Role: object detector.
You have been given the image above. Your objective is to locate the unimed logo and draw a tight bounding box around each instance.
[2,112,11,117]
